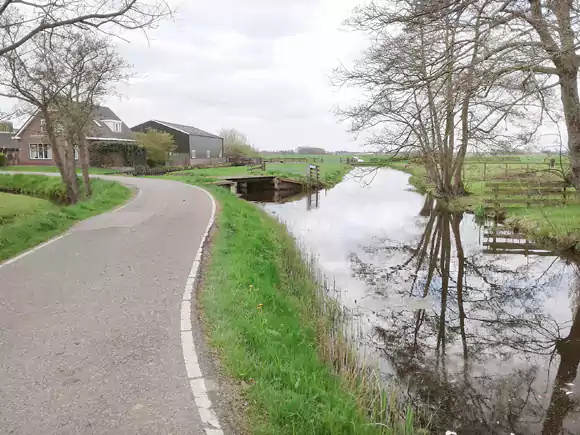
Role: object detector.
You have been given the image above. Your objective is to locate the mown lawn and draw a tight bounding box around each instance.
[0,174,131,262]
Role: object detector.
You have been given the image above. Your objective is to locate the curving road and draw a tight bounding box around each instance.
[0,176,223,434]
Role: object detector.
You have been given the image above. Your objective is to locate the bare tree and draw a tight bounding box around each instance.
[54,33,129,197]
[0,30,128,202]
[0,0,170,56]
[334,1,553,197]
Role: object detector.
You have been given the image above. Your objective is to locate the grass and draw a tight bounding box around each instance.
[0,165,118,174]
[193,184,422,434]
[388,155,580,250]
[0,192,57,225]
[0,174,131,262]
[169,160,351,189]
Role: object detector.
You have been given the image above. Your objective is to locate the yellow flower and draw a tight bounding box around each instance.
[257,304,264,310]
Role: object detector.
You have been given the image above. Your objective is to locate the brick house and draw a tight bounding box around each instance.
[13,106,139,167]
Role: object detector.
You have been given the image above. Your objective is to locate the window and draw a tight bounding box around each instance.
[74,147,79,160]
[206,149,211,159]
[103,120,122,133]
[191,149,196,159]
[29,144,52,160]
[40,119,46,133]
[218,149,223,158]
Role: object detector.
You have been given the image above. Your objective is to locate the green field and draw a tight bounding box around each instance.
[0,175,131,261]
[169,160,351,188]
[389,155,580,249]
[0,165,118,174]
[190,184,421,434]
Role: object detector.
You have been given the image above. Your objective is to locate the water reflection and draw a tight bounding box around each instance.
[260,168,580,434]
[365,198,580,434]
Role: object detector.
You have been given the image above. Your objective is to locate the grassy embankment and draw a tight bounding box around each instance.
[0,165,117,174]
[386,155,580,250]
[0,174,131,262]
[165,172,421,434]
[169,155,351,189]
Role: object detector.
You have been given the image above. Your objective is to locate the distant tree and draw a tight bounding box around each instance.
[135,129,175,166]
[219,128,257,158]
[297,146,326,155]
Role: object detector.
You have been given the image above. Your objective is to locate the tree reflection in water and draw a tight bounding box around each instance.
[350,197,580,434]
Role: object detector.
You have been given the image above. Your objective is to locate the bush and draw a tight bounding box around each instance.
[0,153,6,167]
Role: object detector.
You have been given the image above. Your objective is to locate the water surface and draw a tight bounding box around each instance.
[256,168,580,435]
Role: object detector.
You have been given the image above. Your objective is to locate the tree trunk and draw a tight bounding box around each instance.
[78,134,91,197]
[559,69,580,189]
[42,109,79,204]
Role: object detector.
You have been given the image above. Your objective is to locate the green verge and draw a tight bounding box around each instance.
[0,174,131,262]
[0,165,117,174]
[177,180,419,435]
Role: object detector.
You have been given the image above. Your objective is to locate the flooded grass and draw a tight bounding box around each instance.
[197,184,425,434]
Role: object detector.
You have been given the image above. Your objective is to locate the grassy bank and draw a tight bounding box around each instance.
[387,158,580,251]
[169,160,351,189]
[187,183,419,434]
[0,165,117,174]
[0,174,131,262]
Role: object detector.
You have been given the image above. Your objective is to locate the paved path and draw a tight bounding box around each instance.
[0,176,222,434]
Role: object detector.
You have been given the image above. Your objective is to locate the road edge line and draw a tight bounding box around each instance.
[180,185,223,435]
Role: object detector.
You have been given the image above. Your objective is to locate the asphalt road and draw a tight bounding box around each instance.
[0,176,218,434]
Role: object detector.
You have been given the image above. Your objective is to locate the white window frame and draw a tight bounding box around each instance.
[191,149,196,159]
[206,149,211,159]
[102,120,122,133]
[40,119,46,133]
[218,149,223,158]
[29,143,52,160]
[74,146,79,160]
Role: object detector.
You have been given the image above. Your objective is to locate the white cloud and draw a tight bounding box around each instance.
[105,0,366,151]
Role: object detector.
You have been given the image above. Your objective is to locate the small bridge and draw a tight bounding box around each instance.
[215,175,304,196]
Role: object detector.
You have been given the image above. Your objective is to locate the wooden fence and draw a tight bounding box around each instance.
[248,161,266,172]
[122,162,233,176]
[483,181,572,208]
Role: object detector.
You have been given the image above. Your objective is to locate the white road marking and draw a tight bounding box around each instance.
[180,185,223,435]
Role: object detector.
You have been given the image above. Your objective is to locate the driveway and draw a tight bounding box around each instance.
[0,176,223,434]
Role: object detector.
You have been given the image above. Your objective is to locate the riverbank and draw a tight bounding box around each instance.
[0,174,131,262]
[168,173,421,434]
[387,160,580,252]
[168,160,351,189]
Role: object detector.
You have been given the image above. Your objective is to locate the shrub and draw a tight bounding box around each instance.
[0,152,6,167]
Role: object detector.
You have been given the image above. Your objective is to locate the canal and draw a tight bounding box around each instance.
[250,168,580,435]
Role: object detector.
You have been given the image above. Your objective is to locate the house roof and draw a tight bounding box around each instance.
[13,106,135,142]
[90,106,135,141]
[151,120,222,139]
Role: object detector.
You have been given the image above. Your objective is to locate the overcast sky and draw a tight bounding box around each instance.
[105,0,366,151]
